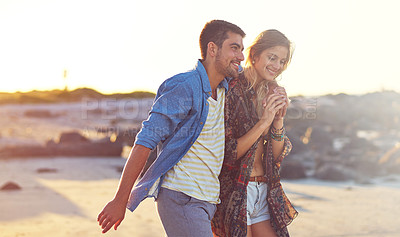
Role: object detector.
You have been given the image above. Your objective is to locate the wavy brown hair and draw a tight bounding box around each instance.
[243,29,293,117]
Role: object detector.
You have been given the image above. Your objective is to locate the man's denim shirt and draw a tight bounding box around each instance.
[127,60,230,212]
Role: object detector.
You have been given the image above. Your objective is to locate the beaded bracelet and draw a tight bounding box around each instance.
[271,125,284,133]
[270,126,285,142]
[270,132,285,141]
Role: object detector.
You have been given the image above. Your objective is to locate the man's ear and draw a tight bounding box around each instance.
[207,42,218,57]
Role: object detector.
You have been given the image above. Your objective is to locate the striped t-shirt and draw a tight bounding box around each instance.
[161,87,225,204]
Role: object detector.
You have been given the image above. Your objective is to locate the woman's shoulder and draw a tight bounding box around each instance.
[228,74,254,100]
[229,74,250,93]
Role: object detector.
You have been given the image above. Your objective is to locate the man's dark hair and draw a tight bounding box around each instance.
[199,20,245,60]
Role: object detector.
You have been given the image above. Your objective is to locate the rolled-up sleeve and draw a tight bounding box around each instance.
[135,79,193,150]
[272,135,292,168]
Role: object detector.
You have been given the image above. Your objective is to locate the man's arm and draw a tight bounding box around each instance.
[97,144,151,234]
[97,76,194,233]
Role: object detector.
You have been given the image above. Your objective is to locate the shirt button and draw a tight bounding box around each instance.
[145,188,148,191]
[200,122,203,125]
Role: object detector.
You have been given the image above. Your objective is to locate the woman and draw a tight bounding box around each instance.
[212,30,298,237]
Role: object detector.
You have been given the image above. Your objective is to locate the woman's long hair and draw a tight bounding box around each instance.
[244,29,293,118]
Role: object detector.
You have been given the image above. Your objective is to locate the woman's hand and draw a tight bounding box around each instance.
[272,86,289,120]
[260,93,286,131]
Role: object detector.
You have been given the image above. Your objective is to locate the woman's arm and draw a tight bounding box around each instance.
[269,86,290,161]
[236,93,286,158]
[270,118,285,160]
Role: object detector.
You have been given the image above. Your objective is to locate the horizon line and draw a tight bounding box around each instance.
[1,86,399,98]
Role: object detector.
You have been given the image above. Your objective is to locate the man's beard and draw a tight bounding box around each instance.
[215,53,238,78]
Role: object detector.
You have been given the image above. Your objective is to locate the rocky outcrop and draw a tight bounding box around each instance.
[36,168,58,173]
[24,109,60,118]
[0,131,123,158]
[314,164,355,181]
[58,132,89,143]
[280,160,307,180]
[0,182,22,191]
[283,91,400,181]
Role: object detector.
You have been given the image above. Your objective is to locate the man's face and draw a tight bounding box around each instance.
[215,31,244,78]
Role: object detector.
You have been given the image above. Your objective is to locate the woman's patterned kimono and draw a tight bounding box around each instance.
[212,74,298,237]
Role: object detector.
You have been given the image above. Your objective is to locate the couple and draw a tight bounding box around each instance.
[97,20,297,237]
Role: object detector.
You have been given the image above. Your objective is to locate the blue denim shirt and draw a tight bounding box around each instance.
[127,60,230,212]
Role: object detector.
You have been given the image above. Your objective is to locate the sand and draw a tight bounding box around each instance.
[1,157,400,237]
[0,157,164,237]
[285,178,400,237]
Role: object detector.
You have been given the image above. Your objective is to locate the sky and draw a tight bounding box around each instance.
[1,0,399,96]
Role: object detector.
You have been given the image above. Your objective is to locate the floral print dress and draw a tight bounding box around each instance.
[212,74,298,237]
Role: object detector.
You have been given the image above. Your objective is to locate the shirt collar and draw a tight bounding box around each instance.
[195,60,230,94]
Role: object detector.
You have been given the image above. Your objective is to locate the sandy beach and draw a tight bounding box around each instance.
[1,157,400,237]
[286,178,400,237]
[0,157,164,237]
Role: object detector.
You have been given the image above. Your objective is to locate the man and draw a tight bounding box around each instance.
[97,20,245,236]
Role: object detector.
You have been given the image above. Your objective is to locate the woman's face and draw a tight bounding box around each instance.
[254,46,288,81]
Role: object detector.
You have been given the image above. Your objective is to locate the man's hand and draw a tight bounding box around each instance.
[97,198,127,233]
[96,144,151,233]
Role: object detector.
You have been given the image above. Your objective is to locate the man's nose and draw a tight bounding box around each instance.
[237,51,245,61]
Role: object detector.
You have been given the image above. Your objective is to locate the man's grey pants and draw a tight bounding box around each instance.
[157,187,217,237]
